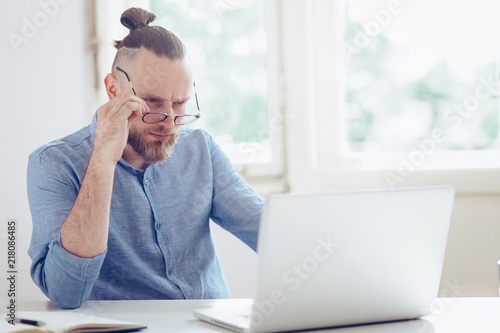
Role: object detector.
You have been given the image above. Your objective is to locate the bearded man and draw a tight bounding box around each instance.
[27,7,262,309]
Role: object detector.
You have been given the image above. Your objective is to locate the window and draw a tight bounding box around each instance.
[277,1,500,193]
[342,0,500,154]
[149,0,283,177]
[309,0,500,173]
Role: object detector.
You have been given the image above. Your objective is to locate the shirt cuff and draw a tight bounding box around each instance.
[48,234,107,282]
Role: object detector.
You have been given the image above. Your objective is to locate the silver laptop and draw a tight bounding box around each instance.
[194,185,455,333]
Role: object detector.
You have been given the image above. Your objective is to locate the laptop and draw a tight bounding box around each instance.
[193,185,455,333]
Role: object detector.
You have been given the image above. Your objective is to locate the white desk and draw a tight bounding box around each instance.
[16,297,500,332]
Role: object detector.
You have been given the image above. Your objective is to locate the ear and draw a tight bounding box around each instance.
[104,73,121,100]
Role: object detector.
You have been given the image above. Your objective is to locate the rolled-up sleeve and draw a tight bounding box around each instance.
[27,145,105,309]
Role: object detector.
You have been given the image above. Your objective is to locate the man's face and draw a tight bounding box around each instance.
[122,49,193,164]
[127,119,180,164]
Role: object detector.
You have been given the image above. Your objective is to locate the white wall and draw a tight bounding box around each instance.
[441,194,500,296]
[0,0,92,305]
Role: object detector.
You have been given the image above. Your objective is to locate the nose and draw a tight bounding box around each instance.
[155,113,176,128]
[155,103,176,126]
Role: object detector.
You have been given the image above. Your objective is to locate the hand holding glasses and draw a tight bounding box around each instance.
[116,67,201,126]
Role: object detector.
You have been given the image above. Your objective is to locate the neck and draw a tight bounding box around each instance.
[122,145,148,170]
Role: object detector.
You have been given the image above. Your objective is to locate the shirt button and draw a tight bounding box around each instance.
[155,224,161,230]
[168,269,174,275]
[144,179,150,186]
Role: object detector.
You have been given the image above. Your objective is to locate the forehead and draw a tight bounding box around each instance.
[132,49,193,97]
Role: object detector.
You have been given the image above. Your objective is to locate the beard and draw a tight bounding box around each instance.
[127,126,181,163]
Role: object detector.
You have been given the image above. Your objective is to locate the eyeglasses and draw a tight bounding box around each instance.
[116,66,201,125]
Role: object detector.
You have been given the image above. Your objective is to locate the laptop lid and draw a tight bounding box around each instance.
[194,185,454,333]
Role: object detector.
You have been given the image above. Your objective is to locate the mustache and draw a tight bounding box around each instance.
[148,127,180,135]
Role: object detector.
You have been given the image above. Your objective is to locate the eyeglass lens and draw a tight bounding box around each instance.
[142,113,199,125]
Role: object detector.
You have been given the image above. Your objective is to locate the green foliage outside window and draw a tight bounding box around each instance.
[343,3,499,152]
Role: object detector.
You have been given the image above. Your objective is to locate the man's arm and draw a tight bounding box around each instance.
[208,134,264,251]
[60,94,145,258]
[59,152,116,257]
[28,94,147,308]
[27,153,107,309]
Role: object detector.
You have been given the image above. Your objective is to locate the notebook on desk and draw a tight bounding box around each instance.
[193,185,455,333]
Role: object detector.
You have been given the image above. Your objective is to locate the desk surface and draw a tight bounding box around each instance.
[14,297,500,332]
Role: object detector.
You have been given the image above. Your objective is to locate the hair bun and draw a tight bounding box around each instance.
[120,7,156,32]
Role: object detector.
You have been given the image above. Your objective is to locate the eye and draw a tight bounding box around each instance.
[143,98,163,109]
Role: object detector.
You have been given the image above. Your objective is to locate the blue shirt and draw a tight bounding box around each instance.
[27,114,263,309]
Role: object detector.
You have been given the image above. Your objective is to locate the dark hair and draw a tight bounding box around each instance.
[113,7,185,59]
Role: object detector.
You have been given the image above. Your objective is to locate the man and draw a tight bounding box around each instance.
[27,7,263,309]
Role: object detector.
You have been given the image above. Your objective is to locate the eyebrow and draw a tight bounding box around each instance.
[141,94,191,103]
[140,94,165,102]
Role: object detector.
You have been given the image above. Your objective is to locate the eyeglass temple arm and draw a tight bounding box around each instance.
[193,82,200,111]
[116,67,137,96]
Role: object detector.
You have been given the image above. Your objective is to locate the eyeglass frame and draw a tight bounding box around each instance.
[115,66,201,125]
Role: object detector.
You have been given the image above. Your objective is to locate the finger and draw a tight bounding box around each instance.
[128,107,142,128]
[125,94,151,117]
[126,93,150,113]
[107,95,146,120]
[125,96,150,129]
